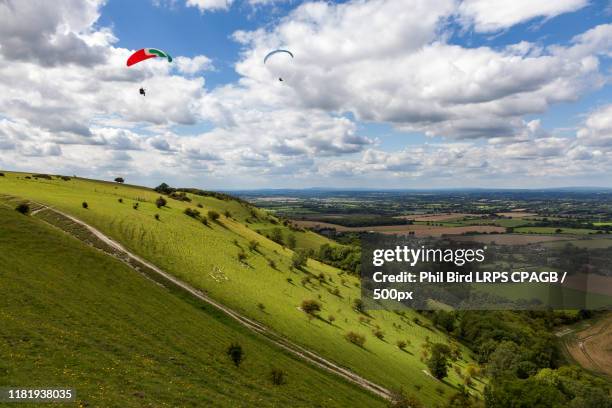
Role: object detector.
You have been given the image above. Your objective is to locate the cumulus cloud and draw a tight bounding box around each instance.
[175,55,214,75]
[186,0,233,12]
[457,0,589,33]
[577,104,612,147]
[234,0,611,141]
[0,0,611,188]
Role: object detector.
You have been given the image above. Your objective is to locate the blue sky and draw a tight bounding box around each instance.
[0,0,611,189]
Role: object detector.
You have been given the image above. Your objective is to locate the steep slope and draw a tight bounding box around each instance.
[0,203,384,407]
[0,172,484,405]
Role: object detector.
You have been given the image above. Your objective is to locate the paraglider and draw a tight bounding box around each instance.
[127,48,172,96]
[127,48,173,67]
[264,49,294,82]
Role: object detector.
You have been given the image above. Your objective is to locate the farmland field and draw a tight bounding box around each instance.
[562,313,612,378]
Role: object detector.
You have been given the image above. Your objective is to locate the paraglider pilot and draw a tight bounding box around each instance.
[139,87,146,96]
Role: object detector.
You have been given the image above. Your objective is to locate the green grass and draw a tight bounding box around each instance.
[0,172,483,405]
[514,226,599,235]
[0,204,384,408]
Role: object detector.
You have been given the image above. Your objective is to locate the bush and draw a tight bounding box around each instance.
[268,259,276,269]
[132,203,139,210]
[154,214,160,221]
[184,208,200,218]
[291,250,308,269]
[114,177,124,183]
[227,343,243,367]
[60,176,70,181]
[353,298,365,313]
[345,331,366,347]
[389,389,424,408]
[301,299,321,316]
[270,227,283,244]
[118,198,123,203]
[270,368,286,385]
[32,173,52,180]
[257,303,265,312]
[197,203,203,208]
[248,240,259,251]
[207,210,220,221]
[201,218,208,226]
[0,172,5,176]
[237,251,247,262]
[155,196,167,208]
[224,210,232,218]
[286,234,296,249]
[372,329,385,340]
[397,340,407,350]
[15,203,29,215]
[328,315,336,323]
[82,201,88,209]
[427,343,451,380]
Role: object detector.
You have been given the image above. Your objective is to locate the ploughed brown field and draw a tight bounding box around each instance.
[293,220,505,236]
[394,213,484,222]
[564,313,612,378]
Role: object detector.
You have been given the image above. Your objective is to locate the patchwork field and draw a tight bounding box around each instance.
[293,219,505,236]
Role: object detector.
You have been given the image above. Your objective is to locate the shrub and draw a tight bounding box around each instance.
[201,218,208,226]
[114,177,124,183]
[291,250,308,269]
[353,298,365,313]
[270,368,286,385]
[207,210,220,221]
[237,251,247,262]
[257,303,266,312]
[118,198,123,203]
[286,234,296,249]
[155,196,167,208]
[60,176,70,181]
[372,329,385,340]
[268,259,276,269]
[389,389,424,408]
[270,227,283,244]
[132,203,139,210]
[328,315,336,323]
[154,214,160,221]
[397,340,407,350]
[427,343,451,380]
[286,277,293,284]
[226,343,243,367]
[82,201,88,209]
[15,203,29,215]
[344,331,366,347]
[184,208,200,218]
[197,203,203,208]
[32,173,52,180]
[248,240,259,251]
[224,210,231,218]
[0,172,5,176]
[301,299,321,316]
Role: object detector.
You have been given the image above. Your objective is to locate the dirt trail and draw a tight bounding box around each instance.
[33,204,392,401]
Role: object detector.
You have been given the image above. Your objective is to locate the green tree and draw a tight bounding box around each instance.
[286,234,297,249]
[292,249,308,269]
[427,343,451,380]
[155,196,167,208]
[226,343,244,367]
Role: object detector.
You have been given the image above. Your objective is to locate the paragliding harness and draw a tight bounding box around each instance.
[139,87,146,96]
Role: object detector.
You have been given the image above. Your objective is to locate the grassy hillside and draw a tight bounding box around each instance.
[0,203,383,407]
[0,172,484,405]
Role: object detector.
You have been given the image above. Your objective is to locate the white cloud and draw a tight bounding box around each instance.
[577,104,612,146]
[186,0,233,12]
[175,55,214,75]
[457,0,589,33]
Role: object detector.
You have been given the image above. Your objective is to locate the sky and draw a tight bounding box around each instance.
[0,0,611,189]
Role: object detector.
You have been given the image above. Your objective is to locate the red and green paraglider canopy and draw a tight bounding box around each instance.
[126,48,172,67]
